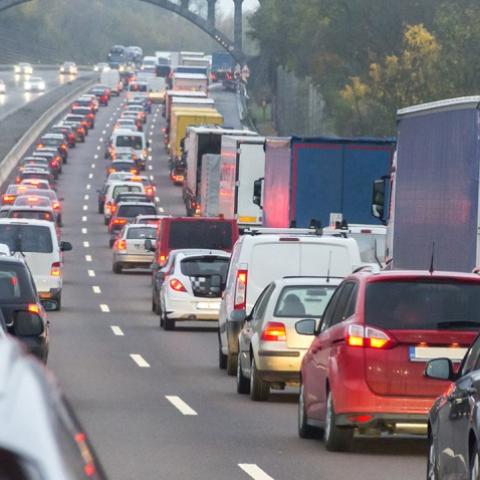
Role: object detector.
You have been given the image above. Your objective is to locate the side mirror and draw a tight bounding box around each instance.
[230,309,246,324]
[13,311,44,336]
[371,178,387,224]
[144,239,155,252]
[60,241,72,252]
[253,177,264,209]
[155,271,165,281]
[295,318,317,336]
[424,358,455,381]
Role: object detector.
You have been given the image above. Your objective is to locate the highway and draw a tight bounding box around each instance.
[25,88,429,480]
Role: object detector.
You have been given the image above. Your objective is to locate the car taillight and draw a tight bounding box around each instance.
[2,194,15,204]
[28,303,41,314]
[234,269,248,310]
[37,143,44,148]
[68,133,75,140]
[115,239,127,250]
[170,278,186,292]
[52,201,60,210]
[51,160,59,168]
[130,169,138,174]
[346,324,396,349]
[60,144,67,151]
[113,218,127,225]
[51,261,61,277]
[261,322,287,342]
[87,113,94,119]
[145,186,154,196]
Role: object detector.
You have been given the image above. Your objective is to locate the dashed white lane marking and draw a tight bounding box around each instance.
[148,147,152,152]
[99,137,103,142]
[155,196,160,203]
[83,241,90,248]
[84,194,89,200]
[96,146,101,151]
[130,354,150,368]
[149,175,154,181]
[111,326,124,336]
[148,165,153,170]
[83,205,88,211]
[89,173,93,179]
[148,155,152,161]
[92,285,101,294]
[82,216,87,222]
[85,255,92,262]
[165,396,198,416]
[100,304,110,313]
[88,269,95,277]
[81,228,87,234]
[238,464,275,480]
[91,163,96,169]
[102,130,106,135]
[86,184,91,190]
[94,153,99,159]
[106,123,110,127]
[159,207,165,213]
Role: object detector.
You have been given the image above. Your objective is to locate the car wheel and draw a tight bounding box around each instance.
[163,313,175,331]
[250,357,269,401]
[109,238,115,248]
[298,382,322,438]
[104,217,109,226]
[218,331,227,370]
[98,203,104,214]
[226,352,237,376]
[53,292,62,311]
[113,263,122,274]
[324,391,353,452]
[236,351,250,394]
[427,432,439,480]
[471,444,480,480]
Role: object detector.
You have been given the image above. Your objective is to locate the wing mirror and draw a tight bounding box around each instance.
[253,177,264,209]
[60,241,72,252]
[424,358,456,381]
[13,310,44,336]
[295,318,317,336]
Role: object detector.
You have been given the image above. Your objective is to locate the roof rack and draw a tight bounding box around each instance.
[241,226,323,237]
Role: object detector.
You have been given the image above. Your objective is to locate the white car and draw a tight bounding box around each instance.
[0,219,72,310]
[24,77,46,92]
[114,118,138,131]
[59,62,78,75]
[0,79,5,94]
[103,181,145,225]
[158,249,231,330]
[218,231,363,375]
[14,62,33,75]
[94,62,110,72]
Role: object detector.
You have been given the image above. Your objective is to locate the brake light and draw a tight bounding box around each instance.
[115,239,127,250]
[28,303,41,314]
[346,324,395,349]
[52,201,60,210]
[234,269,248,310]
[170,278,186,292]
[130,169,138,174]
[37,143,44,148]
[145,186,154,196]
[2,194,15,204]
[51,160,59,168]
[159,254,167,264]
[51,261,61,277]
[112,218,127,225]
[261,322,287,342]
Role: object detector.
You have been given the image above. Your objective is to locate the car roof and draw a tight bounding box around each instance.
[9,205,53,212]
[353,269,480,283]
[0,218,54,227]
[274,276,343,287]
[171,249,231,259]
[113,128,143,136]
[116,201,155,207]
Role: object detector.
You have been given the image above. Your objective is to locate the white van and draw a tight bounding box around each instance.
[218,233,363,374]
[103,181,146,224]
[0,219,72,310]
[100,69,121,95]
[110,129,149,164]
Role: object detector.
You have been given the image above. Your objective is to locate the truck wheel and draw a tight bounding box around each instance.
[236,352,250,394]
[226,352,237,376]
[298,383,322,438]
[218,331,227,369]
[54,292,62,311]
[250,358,269,401]
[324,392,354,452]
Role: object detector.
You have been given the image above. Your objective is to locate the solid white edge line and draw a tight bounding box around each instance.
[92,286,101,294]
[100,304,110,313]
[111,326,124,336]
[238,464,275,480]
[165,396,198,416]
[130,354,150,367]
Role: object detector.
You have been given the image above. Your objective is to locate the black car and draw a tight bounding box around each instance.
[426,334,480,479]
[0,255,49,362]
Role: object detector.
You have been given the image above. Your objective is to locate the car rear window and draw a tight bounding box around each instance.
[112,185,142,198]
[180,256,229,281]
[274,285,336,317]
[0,224,53,253]
[0,263,34,302]
[168,221,233,251]
[40,138,61,146]
[115,135,143,149]
[365,280,480,330]
[112,162,134,170]
[116,195,149,203]
[117,205,156,218]
[127,227,156,240]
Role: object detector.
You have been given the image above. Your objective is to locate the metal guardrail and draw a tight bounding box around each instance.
[237,81,257,132]
[0,64,95,72]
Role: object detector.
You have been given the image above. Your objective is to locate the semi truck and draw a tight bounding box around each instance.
[218,136,266,228]
[199,154,221,217]
[372,96,480,272]
[172,73,208,92]
[211,52,235,82]
[259,136,395,228]
[183,127,257,215]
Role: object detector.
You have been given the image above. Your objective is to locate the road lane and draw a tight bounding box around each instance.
[41,90,428,480]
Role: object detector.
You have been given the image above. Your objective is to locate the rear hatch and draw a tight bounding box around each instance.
[180,255,229,298]
[364,278,480,397]
[125,226,156,254]
[117,204,156,223]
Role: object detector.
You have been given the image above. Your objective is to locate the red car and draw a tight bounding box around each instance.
[298,270,480,451]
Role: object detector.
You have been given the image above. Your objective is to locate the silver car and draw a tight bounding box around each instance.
[112,224,156,273]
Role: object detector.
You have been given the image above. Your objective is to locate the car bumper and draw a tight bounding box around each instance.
[164,296,221,321]
[113,252,153,267]
[255,348,305,382]
[35,278,62,295]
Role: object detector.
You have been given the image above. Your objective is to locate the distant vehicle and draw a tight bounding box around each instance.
[94,62,110,72]
[108,129,148,164]
[59,61,78,75]
[299,270,480,451]
[24,76,45,92]
[14,62,33,75]
[102,181,145,225]
[100,69,122,96]
[0,79,5,94]
[211,52,235,82]
[107,44,126,69]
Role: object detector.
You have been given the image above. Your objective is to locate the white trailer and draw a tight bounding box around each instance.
[200,154,221,217]
[172,73,208,93]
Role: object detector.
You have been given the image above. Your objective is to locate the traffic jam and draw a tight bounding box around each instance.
[1,47,480,480]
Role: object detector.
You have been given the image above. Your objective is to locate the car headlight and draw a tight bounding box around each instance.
[14,66,20,73]
[38,82,46,90]
[24,83,31,90]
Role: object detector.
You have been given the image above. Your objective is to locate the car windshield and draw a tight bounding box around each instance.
[365,280,480,330]
[127,227,156,240]
[180,256,229,282]
[274,285,336,317]
[117,205,155,217]
[169,221,233,251]
[0,224,53,253]
[115,135,143,149]
[0,263,33,302]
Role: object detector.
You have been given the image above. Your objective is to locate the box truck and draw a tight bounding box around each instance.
[218,136,266,227]
[199,154,221,217]
[372,96,480,272]
[259,136,395,228]
[164,90,207,119]
[172,73,208,92]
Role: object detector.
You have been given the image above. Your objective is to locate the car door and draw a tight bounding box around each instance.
[304,282,357,421]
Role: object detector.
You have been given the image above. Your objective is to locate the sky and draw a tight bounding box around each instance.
[217,0,259,14]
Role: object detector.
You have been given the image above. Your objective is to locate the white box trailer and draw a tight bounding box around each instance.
[200,154,221,217]
[218,136,266,227]
[172,73,208,92]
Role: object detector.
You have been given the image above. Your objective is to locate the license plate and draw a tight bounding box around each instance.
[196,302,219,310]
[409,346,467,363]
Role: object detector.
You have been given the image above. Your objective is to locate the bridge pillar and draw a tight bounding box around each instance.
[233,0,243,54]
[207,0,216,26]
[180,0,189,10]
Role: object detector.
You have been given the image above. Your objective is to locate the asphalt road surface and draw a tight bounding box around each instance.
[38,89,428,480]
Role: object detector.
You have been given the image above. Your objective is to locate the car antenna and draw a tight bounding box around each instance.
[429,241,435,275]
[374,238,382,269]
[326,251,332,283]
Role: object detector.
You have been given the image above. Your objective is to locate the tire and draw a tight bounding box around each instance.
[54,292,62,311]
[298,383,322,438]
[427,432,439,480]
[163,313,175,331]
[104,217,109,226]
[236,352,250,394]
[226,352,237,376]
[471,444,479,480]
[109,238,115,248]
[324,392,354,452]
[218,331,227,370]
[98,203,104,214]
[250,358,269,401]
[113,263,122,274]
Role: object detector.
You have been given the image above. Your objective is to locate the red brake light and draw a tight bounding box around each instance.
[2,194,15,204]
[52,201,60,210]
[51,261,61,277]
[28,303,41,314]
[234,269,248,310]
[113,218,127,225]
[115,239,127,250]
[346,324,395,349]
[170,278,186,292]
[261,322,287,342]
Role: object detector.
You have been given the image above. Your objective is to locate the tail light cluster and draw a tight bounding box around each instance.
[346,324,396,349]
[234,269,248,310]
[112,218,127,226]
[50,262,61,277]
[2,194,15,204]
[114,239,127,251]
[261,322,287,342]
[170,278,186,292]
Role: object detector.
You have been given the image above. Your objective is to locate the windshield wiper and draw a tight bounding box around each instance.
[437,320,480,330]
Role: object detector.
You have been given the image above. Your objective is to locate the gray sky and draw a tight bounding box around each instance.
[217,0,259,14]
